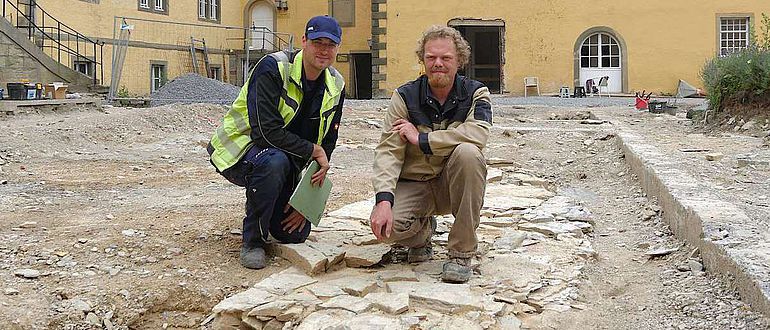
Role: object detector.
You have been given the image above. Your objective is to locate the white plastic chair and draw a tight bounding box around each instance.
[524,77,540,97]
[597,76,609,97]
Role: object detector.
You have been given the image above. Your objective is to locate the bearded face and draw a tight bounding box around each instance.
[423,38,459,90]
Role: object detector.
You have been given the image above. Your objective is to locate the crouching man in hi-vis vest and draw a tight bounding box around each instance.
[208,16,345,269]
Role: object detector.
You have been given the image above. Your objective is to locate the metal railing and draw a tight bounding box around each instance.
[1,0,104,86]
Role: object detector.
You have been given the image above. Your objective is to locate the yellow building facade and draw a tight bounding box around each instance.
[23,0,769,98]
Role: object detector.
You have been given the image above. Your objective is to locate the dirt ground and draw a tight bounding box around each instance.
[1,98,768,329]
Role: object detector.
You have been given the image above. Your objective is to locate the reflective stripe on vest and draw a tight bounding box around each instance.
[209,50,345,172]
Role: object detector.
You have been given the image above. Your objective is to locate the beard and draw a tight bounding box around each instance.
[427,71,452,89]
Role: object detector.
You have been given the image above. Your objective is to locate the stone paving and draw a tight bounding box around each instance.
[208,165,598,329]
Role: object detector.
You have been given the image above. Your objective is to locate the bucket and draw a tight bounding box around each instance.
[7,83,26,100]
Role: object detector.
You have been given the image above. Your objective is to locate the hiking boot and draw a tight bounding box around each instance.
[407,216,437,263]
[441,257,472,283]
[240,246,266,269]
[407,243,433,263]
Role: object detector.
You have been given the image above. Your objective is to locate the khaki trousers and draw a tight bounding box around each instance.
[386,143,486,258]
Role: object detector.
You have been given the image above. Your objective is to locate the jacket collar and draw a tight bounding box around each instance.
[289,50,343,98]
[420,74,468,107]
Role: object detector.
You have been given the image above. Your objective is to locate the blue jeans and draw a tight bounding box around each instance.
[220,146,311,248]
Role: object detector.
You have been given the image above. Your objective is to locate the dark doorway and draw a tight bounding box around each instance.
[454,25,503,93]
[351,52,372,99]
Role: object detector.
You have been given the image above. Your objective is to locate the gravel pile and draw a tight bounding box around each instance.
[150,73,241,107]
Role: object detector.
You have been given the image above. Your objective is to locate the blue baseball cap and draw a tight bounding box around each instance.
[305,16,342,44]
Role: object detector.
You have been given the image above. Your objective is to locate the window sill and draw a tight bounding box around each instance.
[138,7,168,15]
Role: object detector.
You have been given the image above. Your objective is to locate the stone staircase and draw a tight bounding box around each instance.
[0,0,105,93]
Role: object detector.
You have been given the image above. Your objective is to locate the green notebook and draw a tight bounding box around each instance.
[288,161,333,226]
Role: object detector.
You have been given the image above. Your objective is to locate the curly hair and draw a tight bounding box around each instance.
[415,25,471,69]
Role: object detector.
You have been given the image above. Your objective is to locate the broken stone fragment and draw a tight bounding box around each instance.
[335,314,409,329]
[13,268,40,279]
[294,310,356,330]
[254,267,317,294]
[365,292,410,314]
[487,167,504,183]
[248,300,295,318]
[266,242,344,276]
[493,231,527,251]
[344,244,391,268]
[305,282,346,298]
[327,200,375,221]
[319,294,373,314]
[327,274,379,297]
[705,152,723,161]
[405,283,485,313]
[375,269,419,283]
[645,246,678,257]
[212,287,275,314]
[517,222,583,238]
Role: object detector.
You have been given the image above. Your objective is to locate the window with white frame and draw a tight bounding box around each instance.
[199,0,206,18]
[151,64,166,92]
[74,61,92,77]
[210,67,221,81]
[720,17,750,56]
[198,0,219,22]
[209,0,218,20]
[139,0,166,14]
[580,33,620,68]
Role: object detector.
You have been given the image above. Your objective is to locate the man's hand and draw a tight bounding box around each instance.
[282,204,307,234]
[369,201,393,240]
[310,144,330,186]
[391,119,419,145]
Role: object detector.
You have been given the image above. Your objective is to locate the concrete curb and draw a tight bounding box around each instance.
[616,131,770,317]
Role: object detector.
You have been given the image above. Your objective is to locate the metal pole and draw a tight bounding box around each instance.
[57,21,60,63]
[108,16,118,101]
[92,42,96,85]
[100,42,104,86]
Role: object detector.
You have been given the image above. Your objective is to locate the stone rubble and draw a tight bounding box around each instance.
[210,167,599,328]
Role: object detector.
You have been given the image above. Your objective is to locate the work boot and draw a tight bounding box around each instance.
[441,257,472,283]
[240,246,266,269]
[407,216,437,263]
[407,243,433,263]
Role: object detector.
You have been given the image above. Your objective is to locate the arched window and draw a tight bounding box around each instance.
[580,33,620,68]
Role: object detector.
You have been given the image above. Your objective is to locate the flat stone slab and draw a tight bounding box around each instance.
[387,282,484,313]
[486,184,556,200]
[365,292,410,314]
[487,167,504,182]
[333,314,409,329]
[305,282,346,298]
[212,287,274,314]
[254,267,317,294]
[295,310,356,330]
[375,269,419,282]
[484,194,544,211]
[327,199,375,221]
[319,294,373,314]
[345,244,391,268]
[266,242,345,276]
[326,273,379,297]
[518,222,583,238]
[480,254,549,290]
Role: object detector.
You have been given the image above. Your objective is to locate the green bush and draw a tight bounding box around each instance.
[701,13,770,111]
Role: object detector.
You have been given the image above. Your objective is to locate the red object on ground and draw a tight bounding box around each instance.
[635,96,649,110]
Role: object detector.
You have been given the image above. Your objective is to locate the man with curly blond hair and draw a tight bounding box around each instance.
[369,25,492,283]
